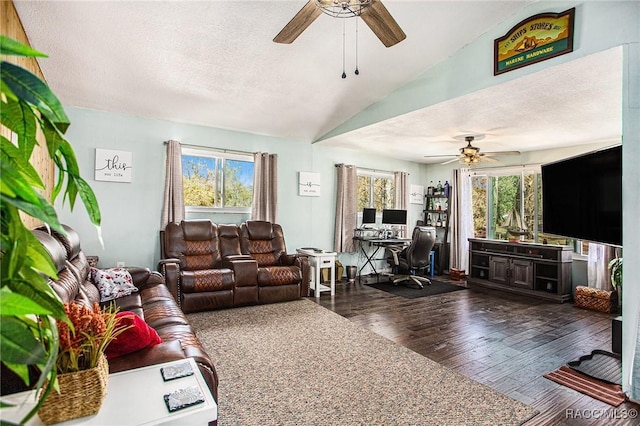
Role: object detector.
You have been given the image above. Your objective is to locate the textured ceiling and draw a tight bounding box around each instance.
[14,1,622,163]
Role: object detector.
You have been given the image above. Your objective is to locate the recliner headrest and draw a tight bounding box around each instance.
[181,220,217,241]
[35,224,82,261]
[245,221,273,240]
[32,230,68,275]
[218,224,240,238]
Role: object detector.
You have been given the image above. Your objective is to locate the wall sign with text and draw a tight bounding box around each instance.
[298,172,320,196]
[95,149,132,182]
[494,8,575,75]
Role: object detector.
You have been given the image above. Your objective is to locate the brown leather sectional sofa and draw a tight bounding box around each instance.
[159,220,310,314]
[1,225,218,403]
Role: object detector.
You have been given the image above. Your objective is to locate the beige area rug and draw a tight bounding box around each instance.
[188,299,538,425]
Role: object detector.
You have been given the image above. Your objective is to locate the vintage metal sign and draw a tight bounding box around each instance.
[494,8,575,75]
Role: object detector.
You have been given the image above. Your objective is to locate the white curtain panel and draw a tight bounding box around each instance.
[334,164,357,253]
[251,153,278,223]
[450,169,474,273]
[587,243,615,290]
[393,171,408,210]
[160,140,185,230]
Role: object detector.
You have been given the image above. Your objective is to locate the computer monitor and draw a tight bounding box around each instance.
[381,209,407,225]
[362,208,376,225]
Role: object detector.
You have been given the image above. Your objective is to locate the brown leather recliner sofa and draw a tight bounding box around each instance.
[159,220,310,314]
[1,225,218,403]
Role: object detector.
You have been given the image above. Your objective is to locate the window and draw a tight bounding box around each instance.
[181,147,254,212]
[470,166,574,246]
[357,169,394,212]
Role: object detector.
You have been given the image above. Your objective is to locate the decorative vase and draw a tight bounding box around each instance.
[38,354,109,425]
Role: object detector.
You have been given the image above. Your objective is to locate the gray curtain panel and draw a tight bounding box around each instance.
[449,169,473,272]
[587,243,616,290]
[334,164,357,253]
[393,171,408,210]
[251,152,278,223]
[161,140,185,229]
[449,169,461,270]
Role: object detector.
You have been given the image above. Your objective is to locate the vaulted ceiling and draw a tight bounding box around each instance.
[14,1,621,163]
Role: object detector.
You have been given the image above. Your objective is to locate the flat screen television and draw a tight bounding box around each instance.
[381,209,407,225]
[362,208,376,225]
[541,145,622,246]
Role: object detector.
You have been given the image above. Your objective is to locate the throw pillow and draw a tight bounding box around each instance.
[90,267,138,302]
[105,312,163,360]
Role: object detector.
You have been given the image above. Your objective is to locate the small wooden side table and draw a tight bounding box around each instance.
[297,248,337,297]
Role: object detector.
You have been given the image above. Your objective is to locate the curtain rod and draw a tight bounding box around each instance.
[164,141,255,156]
[334,164,408,175]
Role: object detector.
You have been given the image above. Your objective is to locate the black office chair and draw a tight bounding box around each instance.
[387,226,436,289]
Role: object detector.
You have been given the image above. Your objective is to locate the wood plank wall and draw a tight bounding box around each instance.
[1,0,55,229]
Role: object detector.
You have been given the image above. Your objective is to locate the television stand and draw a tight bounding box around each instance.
[467,238,572,303]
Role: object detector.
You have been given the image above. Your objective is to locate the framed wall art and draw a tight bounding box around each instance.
[95,148,133,182]
[494,8,575,75]
[298,172,320,196]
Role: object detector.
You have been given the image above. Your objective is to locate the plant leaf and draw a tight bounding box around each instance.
[0,62,69,133]
[74,177,102,226]
[1,194,62,234]
[0,316,49,365]
[0,36,47,58]
[0,289,54,316]
[0,97,38,159]
[1,135,44,188]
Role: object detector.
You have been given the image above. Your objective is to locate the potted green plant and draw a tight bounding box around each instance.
[608,257,622,311]
[1,36,101,423]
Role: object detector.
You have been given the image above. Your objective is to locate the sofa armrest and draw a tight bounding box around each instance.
[280,253,297,266]
[157,259,181,304]
[127,267,165,291]
[107,340,186,374]
[222,257,258,287]
[295,255,310,297]
[280,254,310,297]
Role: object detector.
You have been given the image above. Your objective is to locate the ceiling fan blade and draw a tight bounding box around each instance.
[423,154,457,158]
[483,151,521,156]
[481,156,500,163]
[360,0,406,47]
[441,157,461,165]
[273,1,322,44]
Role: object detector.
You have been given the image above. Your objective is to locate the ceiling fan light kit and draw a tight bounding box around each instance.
[315,0,371,18]
[424,135,521,166]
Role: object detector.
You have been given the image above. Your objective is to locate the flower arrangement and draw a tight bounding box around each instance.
[55,303,130,373]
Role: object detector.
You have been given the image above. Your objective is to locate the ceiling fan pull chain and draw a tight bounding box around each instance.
[355,18,359,75]
[342,19,347,79]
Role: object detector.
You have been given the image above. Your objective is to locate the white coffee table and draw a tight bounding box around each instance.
[0,358,217,425]
[297,248,337,297]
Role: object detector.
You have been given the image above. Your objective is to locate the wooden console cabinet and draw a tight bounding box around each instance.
[468,238,572,303]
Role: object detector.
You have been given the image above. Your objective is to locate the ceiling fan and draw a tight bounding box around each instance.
[425,136,521,165]
[273,0,406,48]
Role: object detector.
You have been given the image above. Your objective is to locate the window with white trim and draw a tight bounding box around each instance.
[181,147,254,212]
[357,169,394,212]
[470,165,571,246]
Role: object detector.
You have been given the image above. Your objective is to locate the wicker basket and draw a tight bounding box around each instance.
[38,354,109,425]
[574,285,618,313]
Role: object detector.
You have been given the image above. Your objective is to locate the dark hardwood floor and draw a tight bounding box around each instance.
[310,277,637,425]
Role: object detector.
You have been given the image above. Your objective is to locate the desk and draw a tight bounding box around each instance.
[353,237,411,278]
[0,358,217,425]
[297,249,337,297]
[353,237,435,280]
